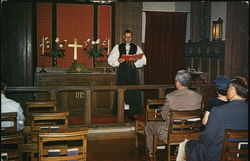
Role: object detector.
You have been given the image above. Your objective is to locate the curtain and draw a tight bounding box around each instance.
[144,12,187,84]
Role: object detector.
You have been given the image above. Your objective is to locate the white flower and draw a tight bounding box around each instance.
[96,39,100,44]
[44,37,48,40]
[59,44,63,48]
[87,39,91,42]
[46,41,50,44]
[39,44,43,47]
[55,38,59,42]
[64,40,67,42]
[91,41,95,45]
[46,45,50,48]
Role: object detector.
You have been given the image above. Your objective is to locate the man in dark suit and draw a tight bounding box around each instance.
[185,76,248,161]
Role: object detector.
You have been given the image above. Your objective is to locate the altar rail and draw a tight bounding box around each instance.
[6,84,215,124]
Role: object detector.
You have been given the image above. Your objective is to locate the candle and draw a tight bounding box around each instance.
[42,36,45,55]
[107,39,110,55]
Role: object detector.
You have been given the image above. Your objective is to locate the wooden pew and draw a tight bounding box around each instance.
[38,128,88,161]
[1,131,24,161]
[1,112,18,133]
[25,100,57,125]
[28,112,69,161]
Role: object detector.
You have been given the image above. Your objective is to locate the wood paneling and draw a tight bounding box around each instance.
[1,2,34,86]
[224,2,249,78]
[35,72,116,121]
[114,2,142,47]
[185,40,225,83]
[1,2,34,106]
[190,2,211,41]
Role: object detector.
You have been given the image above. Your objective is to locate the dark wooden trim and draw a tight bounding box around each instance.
[32,1,37,84]
[93,3,98,40]
[6,84,215,124]
[52,2,57,46]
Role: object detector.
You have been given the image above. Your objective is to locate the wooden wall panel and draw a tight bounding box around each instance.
[1,2,34,107]
[210,58,217,82]
[224,2,249,78]
[115,2,142,47]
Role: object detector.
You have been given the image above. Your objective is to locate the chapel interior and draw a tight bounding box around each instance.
[1,1,249,161]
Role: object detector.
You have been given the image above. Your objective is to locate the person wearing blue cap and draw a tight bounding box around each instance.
[202,75,230,125]
[185,76,248,161]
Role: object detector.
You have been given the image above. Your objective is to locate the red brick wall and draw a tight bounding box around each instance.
[97,5,112,61]
[37,3,112,67]
[37,3,52,67]
[57,4,93,67]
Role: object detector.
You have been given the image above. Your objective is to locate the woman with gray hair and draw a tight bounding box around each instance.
[145,69,202,161]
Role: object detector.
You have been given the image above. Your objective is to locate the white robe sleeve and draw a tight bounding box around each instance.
[108,45,120,67]
[107,44,147,68]
[134,45,147,68]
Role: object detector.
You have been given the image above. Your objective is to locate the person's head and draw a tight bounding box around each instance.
[175,70,192,89]
[214,75,230,96]
[227,76,248,101]
[1,81,6,93]
[123,29,133,44]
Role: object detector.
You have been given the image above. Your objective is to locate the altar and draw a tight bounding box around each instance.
[35,67,116,124]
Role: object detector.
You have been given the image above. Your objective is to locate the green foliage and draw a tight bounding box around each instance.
[85,46,107,58]
[44,47,65,58]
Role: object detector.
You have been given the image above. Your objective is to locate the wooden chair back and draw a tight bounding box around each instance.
[1,132,23,161]
[1,112,17,133]
[220,129,248,161]
[167,109,202,161]
[135,98,165,150]
[168,109,202,136]
[31,112,69,133]
[153,109,202,161]
[25,100,57,125]
[30,112,69,143]
[146,98,165,121]
[38,128,88,161]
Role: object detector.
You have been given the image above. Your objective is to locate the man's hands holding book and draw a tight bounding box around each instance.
[119,53,144,64]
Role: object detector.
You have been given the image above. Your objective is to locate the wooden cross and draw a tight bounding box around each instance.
[68,38,83,60]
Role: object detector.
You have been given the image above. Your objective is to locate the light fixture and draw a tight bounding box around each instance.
[212,17,223,41]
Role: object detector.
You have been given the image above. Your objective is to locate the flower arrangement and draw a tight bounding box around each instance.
[83,38,108,58]
[40,37,67,58]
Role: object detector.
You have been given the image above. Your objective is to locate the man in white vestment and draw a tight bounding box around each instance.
[108,29,146,120]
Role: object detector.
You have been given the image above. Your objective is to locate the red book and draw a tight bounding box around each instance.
[120,53,144,61]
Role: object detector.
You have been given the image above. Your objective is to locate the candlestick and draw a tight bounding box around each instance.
[107,39,110,55]
[42,36,45,55]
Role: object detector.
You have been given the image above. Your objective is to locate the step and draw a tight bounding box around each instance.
[69,122,136,140]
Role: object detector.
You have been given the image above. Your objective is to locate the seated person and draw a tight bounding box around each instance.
[1,81,25,131]
[185,76,248,161]
[145,70,202,161]
[202,75,229,125]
